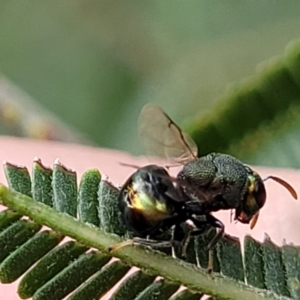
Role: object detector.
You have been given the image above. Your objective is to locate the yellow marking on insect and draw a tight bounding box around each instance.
[246,175,258,209]
[129,188,170,222]
[131,194,144,210]
[128,182,168,212]
[132,192,168,213]
[127,186,146,210]
[155,201,168,213]
[246,194,257,208]
[247,175,256,193]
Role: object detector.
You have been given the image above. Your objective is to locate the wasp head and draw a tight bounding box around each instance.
[235,168,297,229]
[235,170,266,226]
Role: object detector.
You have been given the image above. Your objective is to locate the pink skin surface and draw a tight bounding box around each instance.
[0,136,299,299]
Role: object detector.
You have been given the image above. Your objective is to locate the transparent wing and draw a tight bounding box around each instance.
[138,104,198,164]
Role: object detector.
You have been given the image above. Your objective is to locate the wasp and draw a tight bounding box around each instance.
[110,104,297,270]
[138,104,297,229]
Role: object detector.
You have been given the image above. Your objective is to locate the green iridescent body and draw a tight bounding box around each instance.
[177,153,266,223]
[118,165,188,237]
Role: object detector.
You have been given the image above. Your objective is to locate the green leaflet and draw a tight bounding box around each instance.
[110,270,156,299]
[170,289,203,300]
[18,241,89,298]
[52,160,77,217]
[186,39,300,168]
[31,158,53,207]
[262,234,290,297]
[135,279,180,300]
[78,169,101,226]
[3,162,31,196]
[68,260,130,300]
[98,179,127,236]
[244,235,266,289]
[0,209,22,231]
[0,220,41,263]
[33,251,110,300]
[0,230,63,283]
[217,234,244,282]
[282,243,300,299]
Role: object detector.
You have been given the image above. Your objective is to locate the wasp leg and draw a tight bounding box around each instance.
[132,237,175,248]
[130,226,185,258]
[190,214,224,248]
[181,232,190,258]
[108,239,134,252]
[189,214,224,273]
[170,224,186,258]
[207,249,214,274]
[181,225,207,258]
[206,215,224,273]
[205,214,224,249]
[109,223,186,258]
[109,235,181,253]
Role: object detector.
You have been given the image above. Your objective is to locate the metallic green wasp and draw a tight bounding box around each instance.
[110,104,297,271]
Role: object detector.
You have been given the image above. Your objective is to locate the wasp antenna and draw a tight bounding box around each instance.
[165,163,182,169]
[264,176,298,200]
[108,239,134,252]
[119,162,141,169]
[250,213,259,229]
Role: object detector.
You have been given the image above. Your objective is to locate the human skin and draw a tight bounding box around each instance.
[0,136,299,300]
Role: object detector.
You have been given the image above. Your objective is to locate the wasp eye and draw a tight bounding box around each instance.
[254,180,266,209]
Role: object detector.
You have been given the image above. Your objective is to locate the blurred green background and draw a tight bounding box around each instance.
[1,1,300,166]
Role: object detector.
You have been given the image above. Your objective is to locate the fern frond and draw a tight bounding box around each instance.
[0,159,298,300]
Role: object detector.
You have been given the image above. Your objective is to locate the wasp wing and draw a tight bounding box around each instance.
[138,104,198,164]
